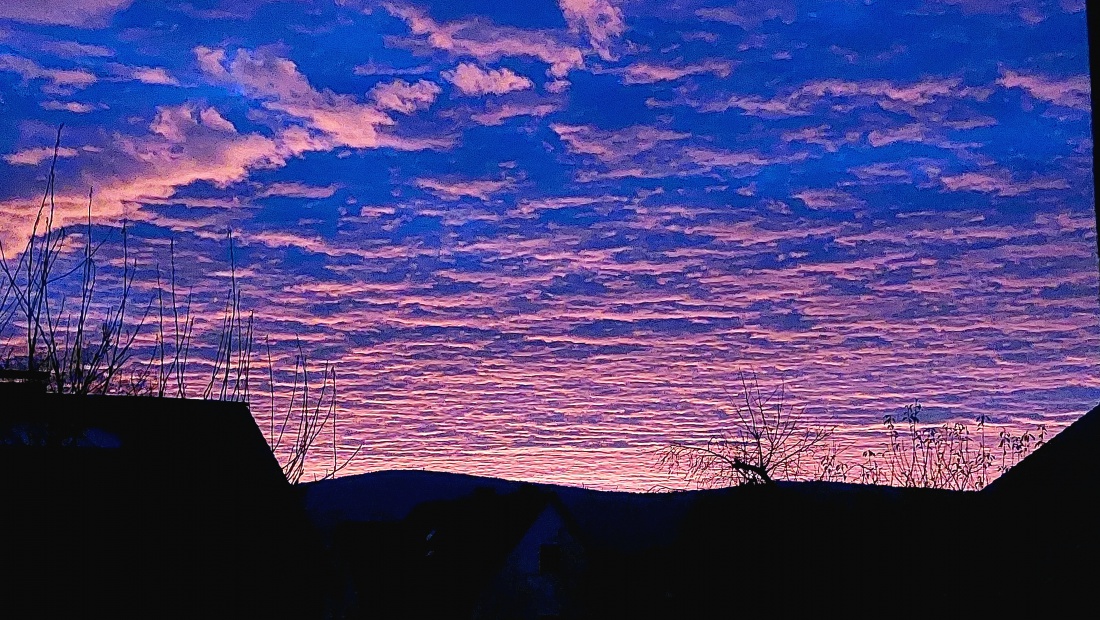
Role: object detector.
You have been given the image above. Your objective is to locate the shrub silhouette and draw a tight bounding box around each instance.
[659,374,1045,491]
[657,370,833,488]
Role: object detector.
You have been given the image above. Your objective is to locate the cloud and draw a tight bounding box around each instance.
[558,0,626,61]
[40,40,114,58]
[126,66,180,86]
[792,189,865,211]
[698,77,987,119]
[384,3,585,78]
[105,104,285,204]
[940,171,1071,196]
[696,1,796,29]
[353,60,431,76]
[0,53,97,94]
[620,59,732,84]
[415,177,513,201]
[551,123,690,162]
[193,46,229,79]
[102,63,180,85]
[867,123,928,147]
[0,0,132,28]
[926,0,1077,23]
[4,146,79,166]
[369,78,441,113]
[682,147,804,172]
[150,104,237,141]
[199,107,237,133]
[442,63,533,96]
[195,46,451,151]
[0,102,286,251]
[257,182,338,199]
[781,124,860,152]
[545,79,570,93]
[997,70,1091,111]
[40,100,108,113]
[470,102,558,126]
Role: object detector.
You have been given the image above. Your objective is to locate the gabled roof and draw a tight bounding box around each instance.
[0,391,287,490]
[0,392,322,618]
[984,403,1100,498]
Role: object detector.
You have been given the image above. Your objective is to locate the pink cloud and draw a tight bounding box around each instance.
[103,62,181,86]
[791,189,864,210]
[415,177,514,201]
[196,46,452,152]
[471,102,558,126]
[150,104,234,141]
[940,171,1071,196]
[551,123,689,162]
[40,40,114,58]
[384,3,585,78]
[781,124,860,152]
[997,70,1091,111]
[545,79,570,93]
[558,0,626,61]
[929,0,1080,22]
[369,79,441,113]
[699,94,805,118]
[683,147,804,172]
[126,66,179,86]
[0,0,132,28]
[621,59,732,84]
[257,182,338,199]
[0,53,97,94]
[848,161,920,183]
[867,123,927,147]
[117,104,283,190]
[701,76,987,119]
[696,1,796,28]
[4,146,79,166]
[353,60,432,76]
[193,46,229,79]
[801,77,969,106]
[40,100,108,113]
[442,63,533,96]
[0,103,286,251]
[199,107,237,133]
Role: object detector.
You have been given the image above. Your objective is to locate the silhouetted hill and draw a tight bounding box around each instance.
[304,404,1100,618]
[304,468,700,551]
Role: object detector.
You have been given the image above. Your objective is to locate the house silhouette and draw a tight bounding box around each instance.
[0,387,326,619]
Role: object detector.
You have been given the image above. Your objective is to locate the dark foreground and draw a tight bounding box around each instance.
[2,389,1097,618]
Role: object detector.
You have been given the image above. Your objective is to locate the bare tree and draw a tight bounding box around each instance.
[658,370,833,488]
[0,127,148,394]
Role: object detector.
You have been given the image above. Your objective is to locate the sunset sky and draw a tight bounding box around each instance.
[1,0,1097,489]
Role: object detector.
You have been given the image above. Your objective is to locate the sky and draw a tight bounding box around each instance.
[0,0,1097,490]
